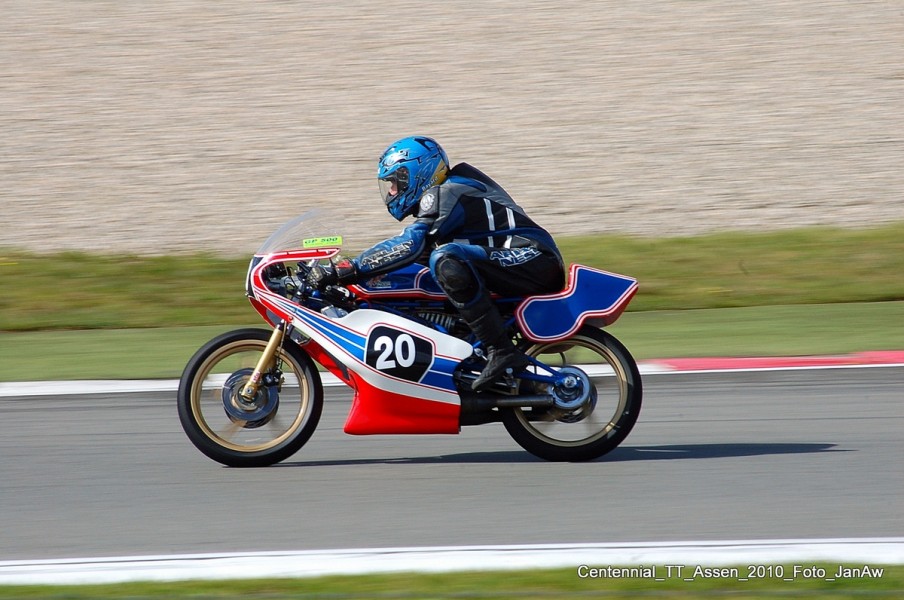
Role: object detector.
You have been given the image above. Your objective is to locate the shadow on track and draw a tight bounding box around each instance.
[607,442,846,461]
[275,450,540,467]
[273,443,844,467]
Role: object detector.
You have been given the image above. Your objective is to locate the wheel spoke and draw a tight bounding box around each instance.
[218,419,247,441]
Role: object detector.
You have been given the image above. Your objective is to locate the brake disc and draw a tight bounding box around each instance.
[221,368,280,429]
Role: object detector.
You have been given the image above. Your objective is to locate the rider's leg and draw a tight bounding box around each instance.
[430,246,528,391]
[456,293,530,391]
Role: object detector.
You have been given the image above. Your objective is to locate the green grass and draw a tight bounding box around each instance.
[2,302,903,381]
[557,222,904,311]
[1,565,902,598]
[2,222,903,332]
[0,252,251,331]
[2,223,903,381]
[0,325,244,381]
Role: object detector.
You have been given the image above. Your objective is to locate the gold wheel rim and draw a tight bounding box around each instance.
[190,340,310,452]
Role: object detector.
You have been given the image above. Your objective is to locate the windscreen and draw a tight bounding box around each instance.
[255,209,344,255]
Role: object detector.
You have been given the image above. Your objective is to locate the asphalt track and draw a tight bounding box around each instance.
[2,365,902,569]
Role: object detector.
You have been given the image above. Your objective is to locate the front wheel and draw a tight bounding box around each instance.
[502,327,642,461]
[177,328,323,467]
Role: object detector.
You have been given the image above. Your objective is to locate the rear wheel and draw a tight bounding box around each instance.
[502,327,642,461]
[177,328,322,467]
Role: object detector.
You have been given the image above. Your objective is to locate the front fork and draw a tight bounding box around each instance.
[240,322,286,400]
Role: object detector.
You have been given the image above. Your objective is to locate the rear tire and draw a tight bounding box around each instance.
[502,327,642,461]
[177,328,323,467]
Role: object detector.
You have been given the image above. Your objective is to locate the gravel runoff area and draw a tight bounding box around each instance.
[2,1,902,256]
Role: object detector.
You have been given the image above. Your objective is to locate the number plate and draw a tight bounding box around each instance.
[365,326,433,382]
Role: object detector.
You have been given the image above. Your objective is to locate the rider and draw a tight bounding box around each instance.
[308,136,565,391]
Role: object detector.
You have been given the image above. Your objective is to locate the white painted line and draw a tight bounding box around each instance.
[0,538,902,585]
[0,376,343,398]
[2,361,904,398]
[0,380,180,397]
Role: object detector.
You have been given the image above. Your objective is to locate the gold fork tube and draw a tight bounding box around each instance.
[240,323,286,400]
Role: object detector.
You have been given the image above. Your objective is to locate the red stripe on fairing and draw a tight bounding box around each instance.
[250,249,340,293]
[343,374,461,435]
[350,287,448,301]
[248,248,343,323]
[302,339,355,386]
[349,268,448,301]
[260,248,341,262]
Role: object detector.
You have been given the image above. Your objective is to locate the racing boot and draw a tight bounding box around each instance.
[459,295,530,391]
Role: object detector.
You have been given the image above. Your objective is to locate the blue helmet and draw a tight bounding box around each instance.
[378,136,450,221]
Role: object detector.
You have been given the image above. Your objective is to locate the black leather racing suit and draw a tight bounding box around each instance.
[347,162,565,306]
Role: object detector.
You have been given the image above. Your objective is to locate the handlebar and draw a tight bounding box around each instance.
[263,264,355,309]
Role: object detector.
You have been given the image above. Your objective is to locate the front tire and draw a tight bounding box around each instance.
[502,327,642,461]
[177,328,323,467]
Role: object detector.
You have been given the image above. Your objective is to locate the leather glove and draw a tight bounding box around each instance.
[306,259,358,291]
[306,264,338,291]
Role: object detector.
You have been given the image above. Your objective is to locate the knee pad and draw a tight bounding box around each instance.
[432,254,480,305]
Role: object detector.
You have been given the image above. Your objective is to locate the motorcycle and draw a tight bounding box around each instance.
[177,211,642,466]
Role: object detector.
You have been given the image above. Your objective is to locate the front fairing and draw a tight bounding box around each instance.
[246,210,342,290]
[245,210,345,319]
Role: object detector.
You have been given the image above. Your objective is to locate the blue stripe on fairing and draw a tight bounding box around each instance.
[266,292,366,359]
[419,357,460,390]
[269,292,463,392]
[291,307,366,361]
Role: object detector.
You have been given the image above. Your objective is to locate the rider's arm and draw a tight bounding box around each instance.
[338,221,430,283]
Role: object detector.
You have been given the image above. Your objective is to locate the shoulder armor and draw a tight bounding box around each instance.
[417,188,440,218]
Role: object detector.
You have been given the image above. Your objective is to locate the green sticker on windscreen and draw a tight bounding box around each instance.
[302,236,343,248]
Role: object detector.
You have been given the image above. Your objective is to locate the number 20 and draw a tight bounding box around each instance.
[374,334,416,369]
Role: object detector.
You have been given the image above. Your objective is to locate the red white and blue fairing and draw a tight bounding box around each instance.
[245,212,636,436]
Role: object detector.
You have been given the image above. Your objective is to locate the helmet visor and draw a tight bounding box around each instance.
[379,167,409,205]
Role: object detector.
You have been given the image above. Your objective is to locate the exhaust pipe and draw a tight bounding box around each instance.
[460,393,554,413]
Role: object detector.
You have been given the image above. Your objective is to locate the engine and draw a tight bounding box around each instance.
[415,310,469,337]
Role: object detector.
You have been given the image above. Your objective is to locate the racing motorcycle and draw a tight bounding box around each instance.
[177,211,642,466]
